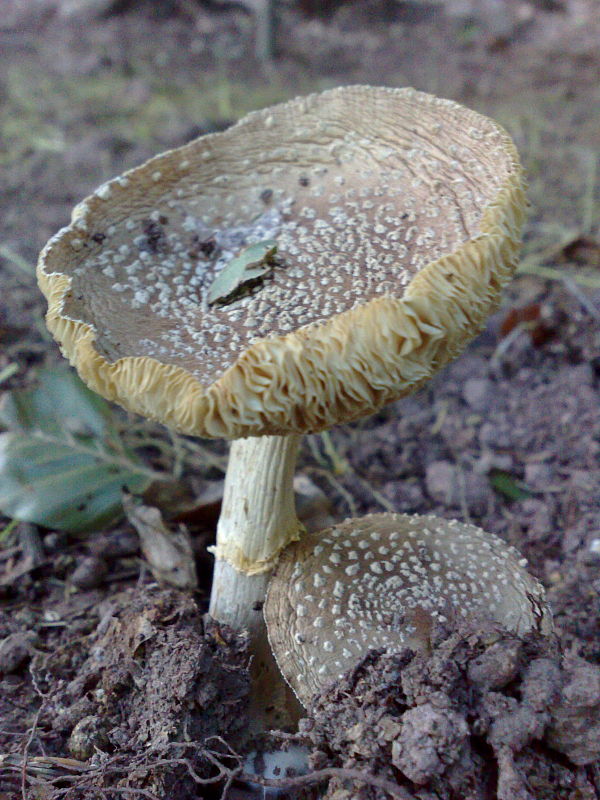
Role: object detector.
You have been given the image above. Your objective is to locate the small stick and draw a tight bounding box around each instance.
[239,765,415,799]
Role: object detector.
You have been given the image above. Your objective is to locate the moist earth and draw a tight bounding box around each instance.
[297,620,600,800]
[1,0,599,798]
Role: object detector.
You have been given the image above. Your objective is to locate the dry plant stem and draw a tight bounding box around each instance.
[241,767,415,799]
[209,434,304,729]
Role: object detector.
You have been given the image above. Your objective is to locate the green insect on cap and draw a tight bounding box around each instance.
[207,240,278,306]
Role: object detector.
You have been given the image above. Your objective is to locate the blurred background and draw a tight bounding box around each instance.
[2,0,600,626]
[2,0,599,328]
[1,0,599,603]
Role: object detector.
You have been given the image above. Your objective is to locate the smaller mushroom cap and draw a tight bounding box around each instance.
[264,513,551,707]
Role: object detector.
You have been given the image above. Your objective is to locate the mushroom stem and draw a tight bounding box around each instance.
[209,432,302,628]
[209,433,304,729]
[210,433,302,587]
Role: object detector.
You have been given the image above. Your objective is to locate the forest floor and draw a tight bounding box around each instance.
[0,1,599,798]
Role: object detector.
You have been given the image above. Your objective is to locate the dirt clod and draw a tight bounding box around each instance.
[391,702,469,785]
[298,622,600,799]
[70,555,109,589]
[0,630,37,674]
[67,714,110,760]
[33,588,251,797]
[547,657,600,766]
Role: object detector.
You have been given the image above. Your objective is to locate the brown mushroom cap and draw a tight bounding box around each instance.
[38,85,525,439]
[264,513,551,707]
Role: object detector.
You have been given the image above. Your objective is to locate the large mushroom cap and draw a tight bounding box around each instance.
[264,513,552,707]
[38,85,525,439]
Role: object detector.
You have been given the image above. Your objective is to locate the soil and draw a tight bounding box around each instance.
[1,0,599,798]
[300,620,600,800]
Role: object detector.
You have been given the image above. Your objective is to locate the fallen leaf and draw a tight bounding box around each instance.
[122,493,198,589]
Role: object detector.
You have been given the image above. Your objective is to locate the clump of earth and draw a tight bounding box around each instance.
[296,619,600,800]
[2,592,597,799]
[1,589,252,799]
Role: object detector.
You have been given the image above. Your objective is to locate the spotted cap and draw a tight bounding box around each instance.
[38,86,525,439]
[264,513,552,707]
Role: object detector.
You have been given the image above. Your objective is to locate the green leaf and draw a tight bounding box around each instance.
[208,239,277,305]
[0,366,110,437]
[0,368,155,532]
[489,469,534,502]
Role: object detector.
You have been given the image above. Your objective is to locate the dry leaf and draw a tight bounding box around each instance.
[122,493,198,589]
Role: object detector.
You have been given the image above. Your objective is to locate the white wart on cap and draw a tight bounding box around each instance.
[37,85,525,439]
[264,513,552,707]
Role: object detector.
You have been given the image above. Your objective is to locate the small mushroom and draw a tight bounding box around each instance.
[37,86,526,720]
[264,513,552,707]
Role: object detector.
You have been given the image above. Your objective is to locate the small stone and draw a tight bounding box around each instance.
[383,480,425,511]
[556,363,593,389]
[518,498,554,541]
[0,631,38,674]
[467,639,521,689]
[462,377,493,412]
[425,461,456,505]
[524,462,554,489]
[473,452,514,474]
[89,529,140,558]
[43,531,68,553]
[425,461,491,515]
[479,421,513,449]
[71,556,108,589]
[68,715,110,761]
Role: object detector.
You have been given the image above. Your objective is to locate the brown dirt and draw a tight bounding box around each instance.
[298,620,600,799]
[1,1,599,798]
[1,590,250,798]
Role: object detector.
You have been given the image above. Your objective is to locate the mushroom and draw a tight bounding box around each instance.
[37,86,526,717]
[264,513,552,707]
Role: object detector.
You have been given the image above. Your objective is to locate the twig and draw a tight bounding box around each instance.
[490,323,526,368]
[579,147,597,234]
[562,276,600,321]
[239,766,415,799]
[518,259,600,289]
[21,707,42,800]
[352,473,397,512]
[0,362,19,384]
[54,787,161,800]
[18,523,45,569]
[136,757,237,786]
[454,461,472,525]
[0,245,35,277]
[306,466,358,516]
[319,431,350,475]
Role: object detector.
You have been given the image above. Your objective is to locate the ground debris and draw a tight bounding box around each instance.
[0,629,38,674]
[122,492,198,589]
[16,588,252,799]
[297,621,600,800]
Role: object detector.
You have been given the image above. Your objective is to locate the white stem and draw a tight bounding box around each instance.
[208,434,304,729]
[209,432,302,626]
[210,434,302,576]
